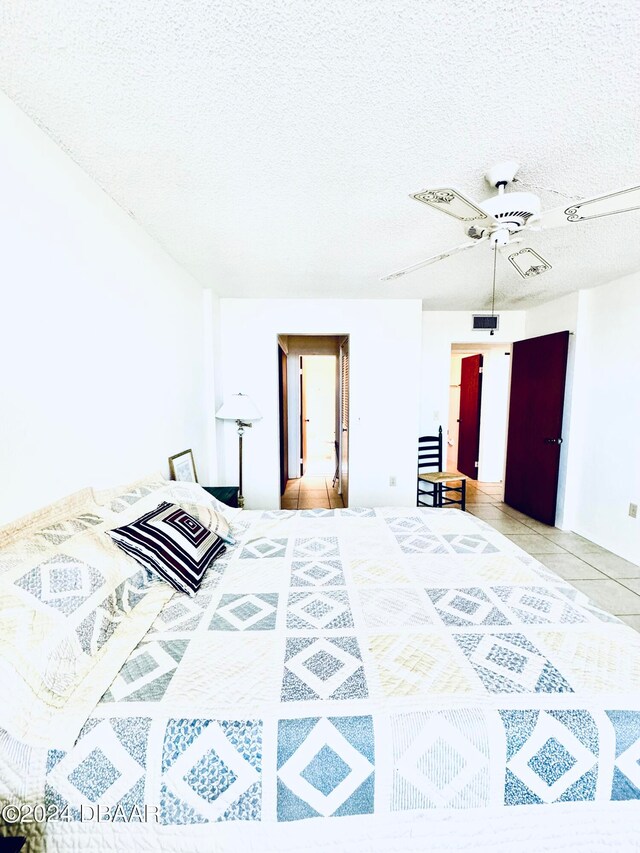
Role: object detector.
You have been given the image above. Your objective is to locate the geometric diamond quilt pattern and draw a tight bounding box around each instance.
[100,640,189,703]
[607,711,640,800]
[46,718,150,818]
[501,710,598,804]
[30,502,640,837]
[534,629,640,693]
[34,513,105,547]
[425,586,511,627]
[391,710,491,809]
[14,554,105,616]
[292,537,340,561]
[383,514,439,551]
[453,632,574,694]
[281,637,367,701]
[277,716,374,820]
[286,591,353,630]
[290,559,345,587]
[491,586,588,625]
[239,537,287,559]
[75,568,151,658]
[160,719,262,823]
[385,516,431,535]
[394,533,448,554]
[441,534,499,555]
[148,593,213,634]
[109,484,165,514]
[369,633,476,698]
[210,593,278,631]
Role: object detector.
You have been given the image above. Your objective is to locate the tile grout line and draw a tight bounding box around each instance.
[474,499,640,608]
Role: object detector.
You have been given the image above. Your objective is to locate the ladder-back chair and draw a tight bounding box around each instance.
[417,427,468,510]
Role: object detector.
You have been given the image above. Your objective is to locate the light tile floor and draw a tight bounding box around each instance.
[463,480,640,631]
[281,474,344,510]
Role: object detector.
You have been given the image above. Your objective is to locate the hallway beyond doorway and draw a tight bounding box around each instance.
[281,474,344,510]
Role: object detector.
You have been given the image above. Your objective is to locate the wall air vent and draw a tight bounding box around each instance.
[472,314,499,331]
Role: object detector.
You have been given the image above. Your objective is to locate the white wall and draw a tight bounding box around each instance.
[561,275,640,562]
[0,93,210,524]
[420,311,526,446]
[217,299,423,508]
[477,349,512,483]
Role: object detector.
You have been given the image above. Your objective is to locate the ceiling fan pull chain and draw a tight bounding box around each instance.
[489,239,497,334]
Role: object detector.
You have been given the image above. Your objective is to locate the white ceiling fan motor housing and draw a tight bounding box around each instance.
[467,191,541,237]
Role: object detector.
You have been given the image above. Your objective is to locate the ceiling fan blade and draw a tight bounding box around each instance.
[381,235,488,281]
[411,187,498,225]
[537,184,640,229]
[507,247,552,279]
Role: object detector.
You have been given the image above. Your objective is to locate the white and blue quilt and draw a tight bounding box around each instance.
[34,507,640,850]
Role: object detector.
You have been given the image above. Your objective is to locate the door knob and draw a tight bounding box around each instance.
[544,437,563,445]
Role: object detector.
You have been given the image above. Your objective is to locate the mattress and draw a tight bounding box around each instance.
[3,505,640,852]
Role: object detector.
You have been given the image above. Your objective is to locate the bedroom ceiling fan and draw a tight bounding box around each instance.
[381,161,640,282]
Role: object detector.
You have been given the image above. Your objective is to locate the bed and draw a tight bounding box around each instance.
[1,478,640,852]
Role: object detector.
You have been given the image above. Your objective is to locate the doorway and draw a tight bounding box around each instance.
[277,335,349,509]
[447,343,512,486]
[301,355,336,476]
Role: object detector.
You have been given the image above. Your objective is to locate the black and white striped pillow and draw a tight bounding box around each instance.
[107,502,225,595]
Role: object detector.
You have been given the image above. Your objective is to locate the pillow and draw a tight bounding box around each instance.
[0,488,106,552]
[180,501,236,545]
[107,502,226,596]
[0,521,173,750]
[157,480,243,521]
[92,472,167,514]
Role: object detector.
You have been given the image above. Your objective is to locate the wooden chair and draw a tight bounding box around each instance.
[417,427,468,510]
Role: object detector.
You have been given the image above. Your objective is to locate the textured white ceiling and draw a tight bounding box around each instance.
[2,1,640,309]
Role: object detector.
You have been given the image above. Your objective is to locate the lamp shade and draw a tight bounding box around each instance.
[216,393,262,423]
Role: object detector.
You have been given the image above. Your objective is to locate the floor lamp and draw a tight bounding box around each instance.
[215,393,262,509]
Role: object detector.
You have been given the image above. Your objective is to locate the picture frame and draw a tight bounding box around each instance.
[168,449,198,483]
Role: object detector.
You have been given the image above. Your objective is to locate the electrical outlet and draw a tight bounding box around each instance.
[629,503,638,519]
[389,475,397,487]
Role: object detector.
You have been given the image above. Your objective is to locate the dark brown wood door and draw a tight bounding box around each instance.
[301,356,308,476]
[278,345,288,495]
[458,354,483,478]
[504,330,569,525]
[339,338,349,507]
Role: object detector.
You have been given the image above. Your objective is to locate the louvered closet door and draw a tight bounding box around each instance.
[339,339,349,506]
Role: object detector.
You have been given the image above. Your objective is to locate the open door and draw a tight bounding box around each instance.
[458,354,483,478]
[504,331,569,525]
[300,356,307,476]
[278,345,288,495]
[339,338,349,506]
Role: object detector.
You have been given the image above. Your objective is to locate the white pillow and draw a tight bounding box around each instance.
[156,481,243,521]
